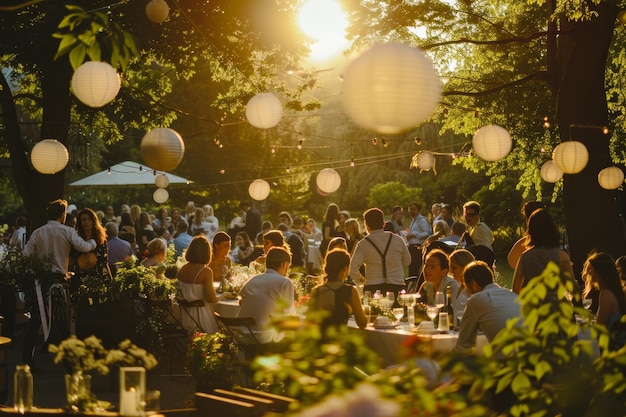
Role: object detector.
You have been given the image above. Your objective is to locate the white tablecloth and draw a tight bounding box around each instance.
[214,298,241,317]
[348,319,488,367]
[307,244,323,271]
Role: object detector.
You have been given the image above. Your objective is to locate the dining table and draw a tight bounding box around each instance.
[214,298,241,318]
[347,319,488,368]
[306,240,323,273]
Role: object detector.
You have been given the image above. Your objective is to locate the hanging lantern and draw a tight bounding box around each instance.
[140,128,185,171]
[342,43,442,134]
[71,61,121,108]
[245,93,283,129]
[146,0,169,23]
[248,179,271,201]
[154,173,170,188]
[552,141,588,174]
[30,139,69,174]
[472,125,512,161]
[598,166,624,190]
[540,160,563,183]
[414,151,435,171]
[316,168,341,194]
[153,188,169,204]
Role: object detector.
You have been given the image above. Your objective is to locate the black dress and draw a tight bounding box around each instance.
[309,283,353,328]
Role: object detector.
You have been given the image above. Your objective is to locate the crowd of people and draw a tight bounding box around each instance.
[1,197,626,367]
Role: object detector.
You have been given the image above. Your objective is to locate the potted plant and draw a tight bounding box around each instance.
[187,332,238,391]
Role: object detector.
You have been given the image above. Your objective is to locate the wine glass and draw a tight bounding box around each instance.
[386,291,395,307]
[426,306,439,322]
[392,307,404,323]
[434,291,445,310]
[583,298,592,310]
[212,280,221,293]
[363,305,372,325]
[397,292,406,307]
[405,294,416,308]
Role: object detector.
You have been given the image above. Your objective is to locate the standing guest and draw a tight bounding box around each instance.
[141,238,167,268]
[327,236,348,252]
[130,204,142,225]
[406,202,432,278]
[22,199,96,366]
[615,255,626,295]
[462,201,493,251]
[210,232,232,284]
[454,261,521,353]
[386,206,404,236]
[350,208,411,296]
[64,212,77,228]
[190,207,217,240]
[320,203,340,257]
[173,221,193,259]
[176,235,236,334]
[255,221,273,246]
[305,218,323,242]
[168,207,186,236]
[440,204,454,227]
[105,222,134,276]
[238,246,296,344]
[345,218,364,254]
[440,222,466,247]
[153,207,168,228]
[234,231,255,265]
[418,248,459,306]
[8,216,26,250]
[119,212,136,237]
[155,226,172,246]
[278,211,293,227]
[507,201,546,269]
[136,211,155,255]
[103,205,117,224]
[511,208,575,294]
[70,208,110,293]
[431,203,443,225]
[241,202,262,244]
[583,252,626,328]
[449,249,476,327]
[183,201,196,222]
[336,210,351,239]
[202,204,220,242]
[308,249,368,329]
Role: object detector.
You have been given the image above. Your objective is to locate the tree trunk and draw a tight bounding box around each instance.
[557,2,626,277]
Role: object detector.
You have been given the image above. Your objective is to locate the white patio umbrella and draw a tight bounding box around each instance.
[69,161,190,187]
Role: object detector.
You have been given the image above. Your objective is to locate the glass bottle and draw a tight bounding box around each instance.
[14,364,33,414]
[446,285,454,331]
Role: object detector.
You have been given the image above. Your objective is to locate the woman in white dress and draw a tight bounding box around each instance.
[175,235,234,333]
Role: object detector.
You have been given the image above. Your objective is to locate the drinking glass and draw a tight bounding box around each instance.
[397,292,406,307]
[405,294,416,308]
[434,291,445,309]
[426,306,439,321]
[457,306,466,328]
[583,298,592,310]
[374,290,382,299]
[212,280,221,293]
[392,308,404,322]
[386,292,395,307]
[363,305,372,325]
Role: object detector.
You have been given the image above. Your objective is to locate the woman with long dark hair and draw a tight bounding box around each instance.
[70,208,110,294]
[307,249,367,329]
[583,252,626,328]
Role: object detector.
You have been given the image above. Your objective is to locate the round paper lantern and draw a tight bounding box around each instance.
[540,160,563,183]
[245,93,283,129]
[472,125,512,161]
[146,0,169,23]
[342,43,442,134]
[248,179,271,201]
[153,188,169,204]
[598,166,624,190]
[155,173,170,188]
[552,141,588,174]
[71,61,121,108]
[316,168,341,194]
[30,139,69,174]
[140,128,185,171]
[416,151,435,171]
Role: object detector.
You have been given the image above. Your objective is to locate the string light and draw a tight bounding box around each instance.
[602,126,609,135]
[543,116,550,129]
[350,157,355,167]
[298,138,303,150]
[381,138,388,148]
[414,137,422,145]
[371,138,378,145]
[220,169,225,174]
[286,165,290,173]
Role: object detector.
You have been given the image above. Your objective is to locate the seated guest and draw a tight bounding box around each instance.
[234,231,255,265]
[173,221,193,259]
[327,236,348,252]
[141,238,167,268]
[454,261,521,353]
[237,246,296,344]
[105,222,134,276]
[418,249,459,305]
[278,223,306,269]
[308,249,368,329]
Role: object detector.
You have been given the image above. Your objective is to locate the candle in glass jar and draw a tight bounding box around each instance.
[120,388,140,416]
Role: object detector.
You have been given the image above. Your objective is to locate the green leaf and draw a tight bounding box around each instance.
[86,43,101,62]
[77,31,96,47]
[535,361,551,380]
[53,35,79,61]
[496,370,514,393]
[511,372,531,394]
[69,44,87,70]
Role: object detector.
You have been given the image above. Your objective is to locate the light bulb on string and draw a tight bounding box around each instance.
[414,137,422,146]
[286,165,290,173]
[602,126,609,135]
[219,169,225,175]
[543,117,550,129]
[372,138,378,145]
[350,158,355,167]
[381,138,388,148]
[298,139,303,150]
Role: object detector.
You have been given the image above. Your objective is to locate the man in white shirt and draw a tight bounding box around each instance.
[238,246,296,344]
[22,199,97,366]
[8,216,26,250]
[406,202,432,278]
[455,261,521,353]
[462,200,493,251]
[350,208,411,295]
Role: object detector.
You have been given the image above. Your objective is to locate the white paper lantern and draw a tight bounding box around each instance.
[316,168,341,194]
[472,125,512,161]
[540,160,563,183]
[153,188,169,204]
[248,179,271,201]
[140,128,185,171]
[342,43,442,134]
[598,166,624,190]
[71,61,121,108]
[31,139,69,174]
[245,93,283,129]
[154,173,170,188]
[415,151,435,171]
[552,141,588,174]
[146,0,169,23]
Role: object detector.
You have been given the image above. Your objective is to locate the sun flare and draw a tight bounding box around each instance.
[297,0,349,61]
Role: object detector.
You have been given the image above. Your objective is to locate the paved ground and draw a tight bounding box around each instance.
[3,309,198,411]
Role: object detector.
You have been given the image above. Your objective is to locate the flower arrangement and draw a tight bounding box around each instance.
[0,246,57,290]
[367,298,396,321]
[227,264,253,292]
[187,332,237,390]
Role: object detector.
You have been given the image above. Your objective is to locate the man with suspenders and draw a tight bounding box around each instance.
[349,208,412,297]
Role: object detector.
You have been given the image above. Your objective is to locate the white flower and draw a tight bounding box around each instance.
[296,383,398,417]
